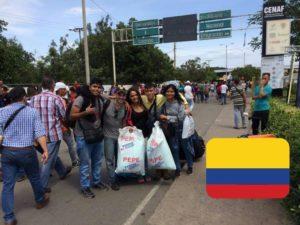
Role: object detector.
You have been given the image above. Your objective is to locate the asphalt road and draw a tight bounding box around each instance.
[0,99,223,225]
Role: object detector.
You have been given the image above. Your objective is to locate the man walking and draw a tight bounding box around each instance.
[252,73,272,135]
[230,79,246,129]
[220,81,228,105]
[30,76,72,193]
[0,87,49,225]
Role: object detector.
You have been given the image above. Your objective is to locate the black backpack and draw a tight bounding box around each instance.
[192,130,206,160]
[65,101,76,128]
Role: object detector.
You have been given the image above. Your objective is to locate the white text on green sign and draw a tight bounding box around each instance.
[200,19,231,31]
[133,19,159,29]
[199,10,231,21]
[133,28,159,37]
[133,37,160,45]
[199,30,231,40]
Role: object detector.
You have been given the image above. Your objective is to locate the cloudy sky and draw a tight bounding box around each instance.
[0,0,268,68]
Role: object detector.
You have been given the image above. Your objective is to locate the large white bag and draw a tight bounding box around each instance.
[146,122,176,170]
[115,126,145,175]
[182,115,195,139]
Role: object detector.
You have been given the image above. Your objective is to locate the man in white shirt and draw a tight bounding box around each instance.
[184,81,194,110]
[220,81,228,105]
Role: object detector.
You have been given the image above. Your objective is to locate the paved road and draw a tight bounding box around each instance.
[0,99,223,225]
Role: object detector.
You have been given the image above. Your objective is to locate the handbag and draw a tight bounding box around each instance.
[78,98,104,144]
[159,104,177,139]
[0,105,26,148]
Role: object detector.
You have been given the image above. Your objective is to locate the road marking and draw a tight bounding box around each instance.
[123,184,160,225]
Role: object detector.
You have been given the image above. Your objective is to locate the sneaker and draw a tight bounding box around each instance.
[4,219,17,225]
[81,188,95,199]
[93,182,109,190]
[233,127,239,129]
[175,170,181,177]
[111,182,120,191]
[44,187,51,193]
[72,160,80,168]
[60,166,72,180]
[187,167,193,175]
[36,194,50,209]
[137,177,145,184]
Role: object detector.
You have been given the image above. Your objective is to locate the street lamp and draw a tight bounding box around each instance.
[220,43,234,76]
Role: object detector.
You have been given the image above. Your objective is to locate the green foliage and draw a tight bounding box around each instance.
[175,57,217,82]
[267,99,300,224]
[231,65,261,81]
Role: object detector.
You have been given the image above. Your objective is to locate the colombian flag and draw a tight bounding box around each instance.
[206,138,290,199]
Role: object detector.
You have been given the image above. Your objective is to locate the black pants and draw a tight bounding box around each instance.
[252,110,269,135]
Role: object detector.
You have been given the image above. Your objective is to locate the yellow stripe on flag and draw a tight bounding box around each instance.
[206,138,289,169]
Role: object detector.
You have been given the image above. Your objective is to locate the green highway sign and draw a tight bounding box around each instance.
[133,27,159,37]
[199,10,231,21]
[133,36,160,45]
[133,19,159,29]
[200,19,231,31]
[199,29,231,40]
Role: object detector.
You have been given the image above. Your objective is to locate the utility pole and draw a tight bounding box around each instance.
[173,42,176,68]
[111,30,117,84]
[243,52,246,67]
[296,56,300,108]
[81,0,90,84]
[225,44,228,76]
[287,52,296,104]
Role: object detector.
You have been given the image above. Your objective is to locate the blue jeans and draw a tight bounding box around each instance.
[1,148,45,223]
[167,130,194,170]
[104,137,118,183]
[40,141,67,189]
[76,136,104,189]
[221,93,227,104]
[63,130,78,163]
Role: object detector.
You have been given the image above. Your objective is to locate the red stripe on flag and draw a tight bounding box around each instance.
[206,185,290,199]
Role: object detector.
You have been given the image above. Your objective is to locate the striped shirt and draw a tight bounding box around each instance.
[0,103,46,147]
[230,85,245,106]
[30,90,65,142]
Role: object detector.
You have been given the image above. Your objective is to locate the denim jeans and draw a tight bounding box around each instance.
[40,141,67,189]
[104,137,118,183]
[1,148,45,223]
[63,130,78,163]
[221,93,227,104]
[167,129,194,170]
[76,136,104,189]
[234,105,246,128]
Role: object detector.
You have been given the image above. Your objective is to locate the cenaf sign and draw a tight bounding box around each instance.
[263,2,285,19]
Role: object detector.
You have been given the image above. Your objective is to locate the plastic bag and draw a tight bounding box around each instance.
[146,122,176,170]
[182,116,195,139]
[115,126,145,175]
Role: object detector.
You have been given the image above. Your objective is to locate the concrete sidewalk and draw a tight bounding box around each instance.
[148,102,293,225]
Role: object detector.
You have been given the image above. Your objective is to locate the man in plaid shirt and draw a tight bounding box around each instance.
[30,76,72,192]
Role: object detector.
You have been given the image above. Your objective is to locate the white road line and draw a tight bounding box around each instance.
[123,184,160,225]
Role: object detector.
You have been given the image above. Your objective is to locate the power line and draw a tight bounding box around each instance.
[88,0,119,23]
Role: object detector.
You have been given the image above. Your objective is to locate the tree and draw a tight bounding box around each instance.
[231,65,261,81]
[248,0,300,55]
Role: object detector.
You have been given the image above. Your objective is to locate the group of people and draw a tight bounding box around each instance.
[0,77,196,225]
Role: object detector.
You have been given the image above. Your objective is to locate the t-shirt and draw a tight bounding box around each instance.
[73,95,105,137]
[230,85,245,106]
[221,84,228,94]
[184,85,193,99]
[254,85,272,111]
[103,101,125,139]
[141,94,188,110]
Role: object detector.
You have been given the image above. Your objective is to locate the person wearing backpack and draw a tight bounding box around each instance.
[230,79,247,129]
[55,82,80,167]
[103,89,126,191]
[70,78,109,199]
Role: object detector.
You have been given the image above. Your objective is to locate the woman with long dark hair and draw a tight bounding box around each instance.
[124,87,151,183]
[160,84,194,177]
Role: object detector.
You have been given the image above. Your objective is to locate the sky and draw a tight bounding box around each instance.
[0,0,270,68]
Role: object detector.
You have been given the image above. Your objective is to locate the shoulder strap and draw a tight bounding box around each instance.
[4,105,26,131]
[101,99,111,127]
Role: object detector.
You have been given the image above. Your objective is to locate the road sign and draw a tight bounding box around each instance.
[163,14,197,43]
[200,19,231,31]
[133,27,159,37]
[199,10,231,21]
[133,19,159,29]
[199,30,231,40]
[133,36,160,45]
